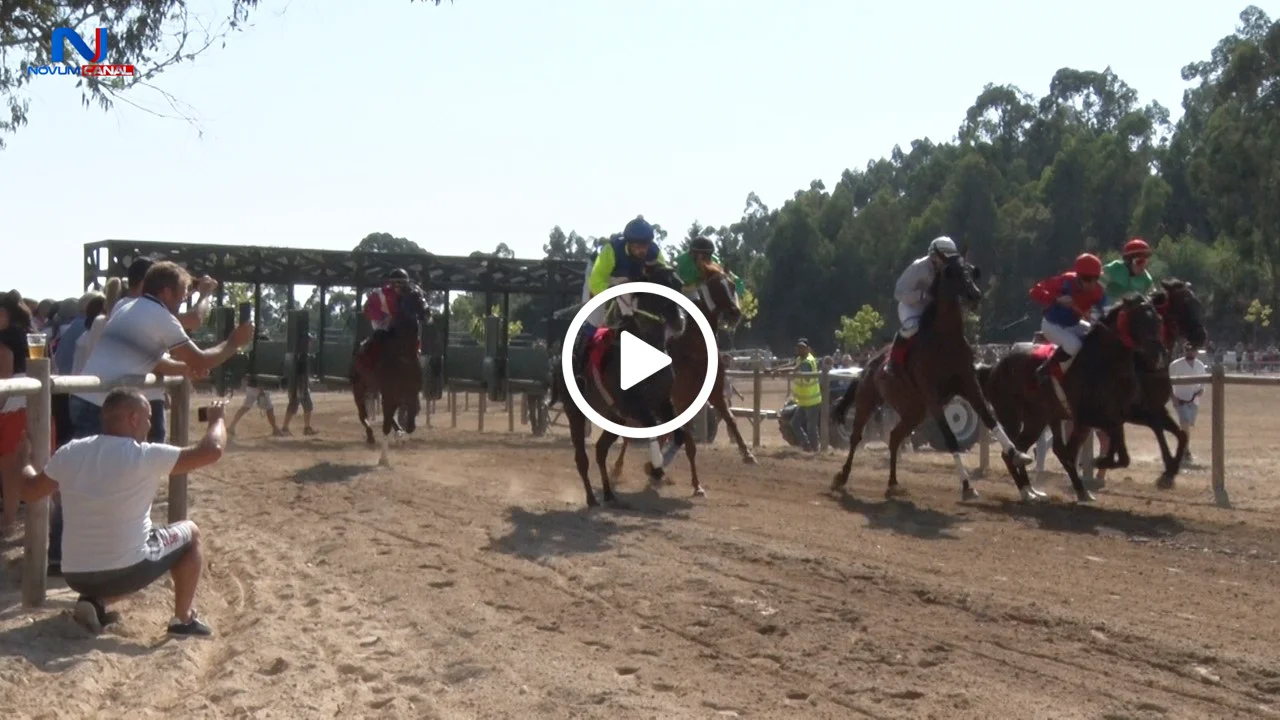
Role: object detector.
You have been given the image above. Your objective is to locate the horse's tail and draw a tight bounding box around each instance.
[831,375,860,425]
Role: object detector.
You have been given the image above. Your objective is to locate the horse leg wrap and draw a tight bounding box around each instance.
[648,441,664,469]
[991,423,1017,454]
[952,452,971,482]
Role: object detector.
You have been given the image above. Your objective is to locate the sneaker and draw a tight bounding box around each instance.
[72,596,118,634]
[168,610,213,637]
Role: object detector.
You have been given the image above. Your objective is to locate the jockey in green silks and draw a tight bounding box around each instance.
[1100,238,1155,302]
[673,236,747,305]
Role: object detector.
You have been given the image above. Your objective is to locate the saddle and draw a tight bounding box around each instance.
[1029,342,1072,412]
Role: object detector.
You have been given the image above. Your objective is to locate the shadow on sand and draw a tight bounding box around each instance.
[969,497,1187,538]
[0,602,164,667]
[487,489,694,559]
[289,461,372,484]
[828,490,967,540]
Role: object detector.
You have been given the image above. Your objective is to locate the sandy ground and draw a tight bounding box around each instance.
[3,378,1280,719]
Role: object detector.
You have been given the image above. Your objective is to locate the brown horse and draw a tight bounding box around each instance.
[976,293,1167,502]
[549,265,690,507]
[830,251,1034,501]
[1117,279,1208,488]
[350,283,428,462]
[609,262,754,489]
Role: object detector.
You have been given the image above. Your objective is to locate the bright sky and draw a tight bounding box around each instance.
[3,0,1273,302]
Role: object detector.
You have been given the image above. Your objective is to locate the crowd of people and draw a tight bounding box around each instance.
[1,258,256,637]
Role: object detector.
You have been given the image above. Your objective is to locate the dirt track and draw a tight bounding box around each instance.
[3,382,1280,719]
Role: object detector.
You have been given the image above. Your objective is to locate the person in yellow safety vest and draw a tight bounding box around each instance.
[787,338,823,452]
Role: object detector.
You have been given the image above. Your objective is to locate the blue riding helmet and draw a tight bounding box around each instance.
[623,216,654,244]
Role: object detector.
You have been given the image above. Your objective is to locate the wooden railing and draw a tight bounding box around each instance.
[0,358,192,606]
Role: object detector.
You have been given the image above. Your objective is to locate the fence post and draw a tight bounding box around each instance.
[1211,362,1229,507]
[818,368,831,453]
[168,379,191,522]
[751,363,762,449]
[21,358,52,607]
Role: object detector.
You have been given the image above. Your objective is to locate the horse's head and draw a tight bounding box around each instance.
[931,248,984,317]
[395,283,429,329]
[692,262,742,330]
[1152,278,1207,349]
[1104,294,1167,367]
[635,264,688,339]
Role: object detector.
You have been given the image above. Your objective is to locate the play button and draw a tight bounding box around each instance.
[559,281,719,440]
[619,331,672,390]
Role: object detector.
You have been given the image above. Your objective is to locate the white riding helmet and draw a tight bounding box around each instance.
[929,235,960,257]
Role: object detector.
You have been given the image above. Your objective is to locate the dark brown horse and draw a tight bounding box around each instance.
[830,251,1034,501]
[976,293,1167,502]
[549,265,690,507]
[609,262,754,491]
[1113,279,1208,488]
[350,283,428,462]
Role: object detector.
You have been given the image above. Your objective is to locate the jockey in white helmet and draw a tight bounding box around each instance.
[886,235,960,375]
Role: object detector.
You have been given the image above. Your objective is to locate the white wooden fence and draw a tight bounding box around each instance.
[0,358,191,606]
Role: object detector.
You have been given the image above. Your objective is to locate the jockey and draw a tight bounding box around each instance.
[572,216,667,378]
[674,236,747,303]
[1100,238,1154,301]
[1028,253,1108,384]
[361,268,411,367]
[885,235,960,375]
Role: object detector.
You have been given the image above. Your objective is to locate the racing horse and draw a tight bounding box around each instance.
[976,293,1167,502]
[609,262,754,486]
[550,265,690,507]
[830,249,1034,501]
[350,282,429,462]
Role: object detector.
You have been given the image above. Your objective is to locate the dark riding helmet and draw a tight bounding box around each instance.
[385,268,410,282]
[690,236,715,255]
[622,216,655,245]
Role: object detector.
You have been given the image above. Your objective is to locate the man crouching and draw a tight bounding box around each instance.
[19,388,227,637]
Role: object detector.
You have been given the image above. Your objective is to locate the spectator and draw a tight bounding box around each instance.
[50,292,103,450]
[1169,342,1209,465]
[841,352,853,368]
[73,278,123,376]
[54,262,250,575]
[17,388,227,636]
[776,338,821,452]
[0,293,33,537]
[281,331,317,436]
[71,261,252,441]
[227,349,284,438]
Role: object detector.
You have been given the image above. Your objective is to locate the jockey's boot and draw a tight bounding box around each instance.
[1035,347,1071,386]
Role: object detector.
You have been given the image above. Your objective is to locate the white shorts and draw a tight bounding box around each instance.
[1174,400,1198,427]
[242,386,274,412]
[898,302,926,338]
[1040,318,1090,356]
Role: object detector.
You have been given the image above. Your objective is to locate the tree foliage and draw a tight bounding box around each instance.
[833,305,884,352]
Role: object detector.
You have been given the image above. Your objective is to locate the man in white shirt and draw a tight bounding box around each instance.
[69,261,252,442]
[1168,343,1209,464]
[19,388,228,636]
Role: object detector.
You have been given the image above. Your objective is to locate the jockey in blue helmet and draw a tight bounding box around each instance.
[571,216,668,379]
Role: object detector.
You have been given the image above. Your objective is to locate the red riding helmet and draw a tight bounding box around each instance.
[1123,238,1151,258]
[1073,253,1103,279]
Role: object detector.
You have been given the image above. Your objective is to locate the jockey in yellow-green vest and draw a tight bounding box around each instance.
[1100,238,1155,302]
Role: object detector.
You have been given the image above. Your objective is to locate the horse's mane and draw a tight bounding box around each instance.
[916,263,947,333]
[701,261,725,277]
[1101,292,1147,327]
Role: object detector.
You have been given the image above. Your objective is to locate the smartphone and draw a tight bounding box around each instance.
[197,407,208,422]
[237,302,252,324]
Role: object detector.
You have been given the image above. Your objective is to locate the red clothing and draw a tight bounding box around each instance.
[363,283,401,326]
[1029,271,1105,322]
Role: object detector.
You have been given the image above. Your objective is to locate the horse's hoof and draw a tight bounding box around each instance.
[1155,474,1175,490]
[742,453,758,465]
[1007,450,1034,467]
[692,486,707,498]
[585,496,600,508]
[1075,490,1096,503]
[961,486,980,502]
[1018,486,1048,503]
[830,472,847,491]
[885,485,907,499]
[1030,486,1049,499]
[644,462,664,483]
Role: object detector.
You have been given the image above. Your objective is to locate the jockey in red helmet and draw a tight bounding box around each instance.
[359,268,411,370]
[1028,253,1108,384]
